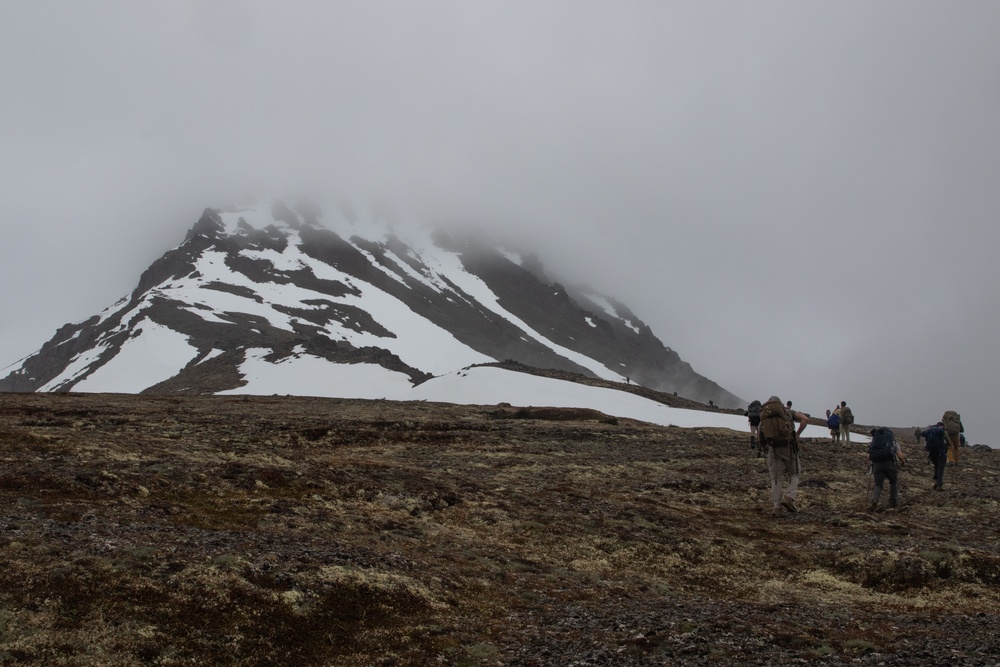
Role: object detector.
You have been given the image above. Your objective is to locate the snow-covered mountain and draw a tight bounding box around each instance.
[0,198,742,408]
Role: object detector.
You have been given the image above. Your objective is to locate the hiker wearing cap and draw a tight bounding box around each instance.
[920,422,949,490]
[758,396,809,517]
[867,427,906,512]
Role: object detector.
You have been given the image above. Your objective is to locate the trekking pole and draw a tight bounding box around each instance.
[896,458,905,508]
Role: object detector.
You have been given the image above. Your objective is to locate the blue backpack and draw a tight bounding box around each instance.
[868,427,896,462]
[922,426,948,455]
[827,413,840,429]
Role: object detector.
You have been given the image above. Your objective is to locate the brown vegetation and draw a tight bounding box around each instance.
[0,392,998,666]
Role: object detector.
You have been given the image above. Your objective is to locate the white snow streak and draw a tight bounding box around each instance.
[72,322,199,393]
[218,348,415,399]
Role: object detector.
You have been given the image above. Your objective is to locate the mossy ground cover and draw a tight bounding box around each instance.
[0,393,997,665]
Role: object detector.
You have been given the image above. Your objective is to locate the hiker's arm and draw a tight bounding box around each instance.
[896,444,907,464]
[793,411,808,436]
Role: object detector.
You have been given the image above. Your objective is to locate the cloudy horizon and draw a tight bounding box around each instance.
[3,2,998,442]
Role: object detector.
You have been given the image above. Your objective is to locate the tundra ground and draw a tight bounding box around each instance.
[0,392,998,666]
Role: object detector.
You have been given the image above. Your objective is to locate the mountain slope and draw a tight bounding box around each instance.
[0,198,742,407]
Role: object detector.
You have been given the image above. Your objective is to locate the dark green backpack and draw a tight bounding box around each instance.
[840,406,854,426]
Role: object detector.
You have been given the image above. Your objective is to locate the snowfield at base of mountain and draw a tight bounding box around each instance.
[219,360,857,441]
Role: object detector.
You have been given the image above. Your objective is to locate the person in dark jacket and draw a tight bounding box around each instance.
[746,400,762,456]
[921,423,949,490]
[868,429,907,511]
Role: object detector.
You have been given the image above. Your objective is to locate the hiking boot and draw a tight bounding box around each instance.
[771,507,783,517]
[868,500,878,513]
[780,497,798,513]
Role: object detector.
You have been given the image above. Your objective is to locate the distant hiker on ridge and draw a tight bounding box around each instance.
[758,396,809,517]
[838,401,854,445]
[746,399,762,456]
[920,422,950,491]
[867,426,906,512]
[826,409,840,443]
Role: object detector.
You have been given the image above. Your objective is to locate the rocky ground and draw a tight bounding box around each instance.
[0,391,998,666]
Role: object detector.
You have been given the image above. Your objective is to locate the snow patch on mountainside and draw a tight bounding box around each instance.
[196,225,494,374]
[218,348,415,399]
[39,345,109,391]
[410,242,626,382]
[72,322,199,393]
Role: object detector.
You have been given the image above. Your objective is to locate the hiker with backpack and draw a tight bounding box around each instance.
[746,400,762,455]
[838,401,854,445]
[827,409,841,443]
[867,427,907,512]
[758,396,809,517]
[941,410,964,465]
[920,422,950,490]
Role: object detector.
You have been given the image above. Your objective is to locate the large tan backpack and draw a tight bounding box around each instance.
[840,405,854,425]
[759,397,795,448]
[942,410,962,436]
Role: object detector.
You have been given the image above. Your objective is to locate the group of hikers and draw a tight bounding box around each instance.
[823,402,855,444]
[745,397,965,517]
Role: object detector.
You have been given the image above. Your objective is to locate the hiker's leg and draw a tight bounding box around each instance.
[840,424,850,445]
[872,465,886,504]
[947,433,960,464]
[934,455,946,488]
[768,447,784,508]
[785,452,800,501]
[887,465,899,506]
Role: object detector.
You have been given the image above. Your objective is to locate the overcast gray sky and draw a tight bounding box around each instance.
[3,1,999,443]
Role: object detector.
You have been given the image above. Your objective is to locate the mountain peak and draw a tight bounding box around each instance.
[184,208,226,241]
[1,199,742,409]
